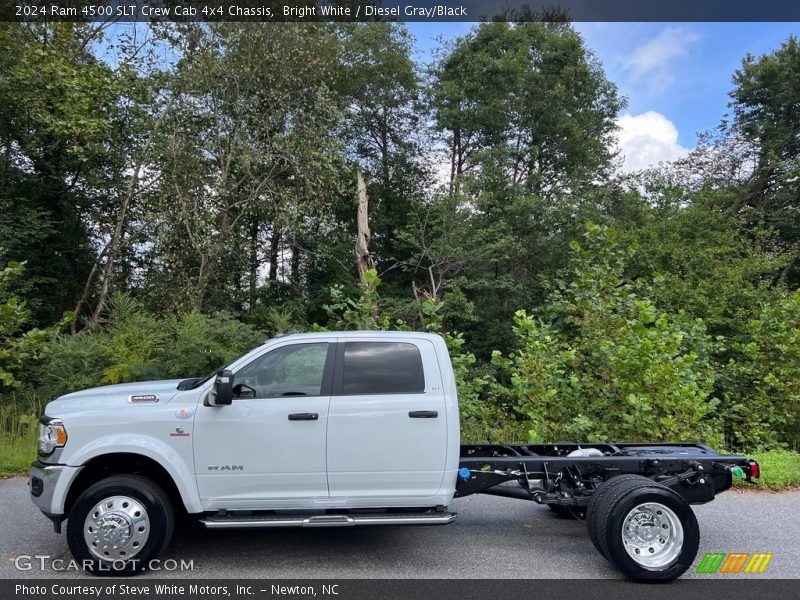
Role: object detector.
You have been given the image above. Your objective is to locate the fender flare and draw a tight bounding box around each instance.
[65,434,202,514]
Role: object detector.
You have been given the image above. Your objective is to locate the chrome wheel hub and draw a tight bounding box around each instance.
[621,502,684,570]
[83,495,149,561]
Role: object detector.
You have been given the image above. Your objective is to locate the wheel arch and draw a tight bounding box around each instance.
[64,452,199,517]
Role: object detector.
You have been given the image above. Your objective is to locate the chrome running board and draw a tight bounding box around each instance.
[200,512,457,529]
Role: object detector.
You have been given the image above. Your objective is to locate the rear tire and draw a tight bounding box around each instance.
[67,475,174,576]
[586,474,653,556]
[588,478,699,582]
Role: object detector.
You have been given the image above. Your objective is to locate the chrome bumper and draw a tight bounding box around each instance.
[29,460,80,517]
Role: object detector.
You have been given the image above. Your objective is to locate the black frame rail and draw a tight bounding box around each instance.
[456,443,758,506]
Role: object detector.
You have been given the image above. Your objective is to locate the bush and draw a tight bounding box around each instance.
[0,260,66,390]
[720,292,800,449]
[493,224,721,444]
[33,294,266,400]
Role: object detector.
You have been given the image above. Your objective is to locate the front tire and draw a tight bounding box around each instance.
[67,475,174,576]
[589,478,699,582]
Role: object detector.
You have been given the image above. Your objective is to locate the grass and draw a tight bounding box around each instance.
[733,449,800,490]
[0,426,36,476]
[0,395,40,477]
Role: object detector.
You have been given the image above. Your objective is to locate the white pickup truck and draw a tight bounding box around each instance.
[30,331,759,581]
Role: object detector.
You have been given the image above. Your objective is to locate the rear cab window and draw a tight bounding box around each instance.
[340,341,425,395]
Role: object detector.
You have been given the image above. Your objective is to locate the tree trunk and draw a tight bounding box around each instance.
[268,226,280,283]
[290,234,301,294]
[354,169,374,277]
[248,216,259,307]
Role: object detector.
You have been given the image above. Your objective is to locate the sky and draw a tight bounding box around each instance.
[407,22,800,173]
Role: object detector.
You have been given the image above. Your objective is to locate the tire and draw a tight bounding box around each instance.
[589,478,699,582]
[586,475,653,556]
[548,504,585,520]
[67,475,174,576]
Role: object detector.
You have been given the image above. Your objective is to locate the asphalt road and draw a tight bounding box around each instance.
[1,477,797,579]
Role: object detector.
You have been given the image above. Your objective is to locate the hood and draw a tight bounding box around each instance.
[46,379,186,415]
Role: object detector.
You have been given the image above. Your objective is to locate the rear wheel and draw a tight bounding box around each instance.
[586,474,653,555]
[588,478,699,582]
[67,475,174,575]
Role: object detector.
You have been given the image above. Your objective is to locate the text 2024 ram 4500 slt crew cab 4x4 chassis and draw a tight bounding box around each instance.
[29,331,759,581]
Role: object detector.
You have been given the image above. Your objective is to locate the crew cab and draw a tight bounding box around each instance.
[30,331,759,581]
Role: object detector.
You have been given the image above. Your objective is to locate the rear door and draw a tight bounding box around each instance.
[326,338,447,503]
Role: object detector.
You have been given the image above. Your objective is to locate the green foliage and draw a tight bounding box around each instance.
[34,294,265,399]
[730,36,800,283]
[493,225,720,444]
[0,260,68,389]
[0,24,123,324]
[734,450,800,490]
[323,269,389,330]
[720,292,800,449]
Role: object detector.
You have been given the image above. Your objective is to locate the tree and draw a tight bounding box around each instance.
[427,21,624,355]
[729,36,800,284]
[431,21,622,196]
[336,23,431,300]
[143,23,346,311]
[0,23,122,325]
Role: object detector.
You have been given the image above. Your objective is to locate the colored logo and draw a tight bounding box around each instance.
[175,408,194,420]
[696,552,773,574]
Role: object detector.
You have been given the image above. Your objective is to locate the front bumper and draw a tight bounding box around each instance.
[29,460,82,518]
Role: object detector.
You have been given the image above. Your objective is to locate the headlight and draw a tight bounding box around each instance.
[38,417,67,456]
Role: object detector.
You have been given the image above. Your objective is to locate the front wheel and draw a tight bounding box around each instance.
[589,478,699,582]
[67,475,174,575]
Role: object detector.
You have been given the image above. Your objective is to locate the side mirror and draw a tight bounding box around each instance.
[208,369,233,406]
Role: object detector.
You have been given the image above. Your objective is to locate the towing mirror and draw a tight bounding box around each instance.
[209,369,233,406]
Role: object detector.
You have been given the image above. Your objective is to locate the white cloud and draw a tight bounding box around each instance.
[615,111,690,173]
[626,27,701,92]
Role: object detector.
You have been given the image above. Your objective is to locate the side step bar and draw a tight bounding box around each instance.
[200,512,457,529]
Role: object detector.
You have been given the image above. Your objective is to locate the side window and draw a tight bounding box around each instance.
[234,343,329,398]
[341,342,425,395]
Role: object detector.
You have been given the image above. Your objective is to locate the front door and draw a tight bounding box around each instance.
[193,341,334,510]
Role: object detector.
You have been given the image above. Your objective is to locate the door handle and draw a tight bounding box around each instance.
[288,412,319,421]
[408,410,438,419]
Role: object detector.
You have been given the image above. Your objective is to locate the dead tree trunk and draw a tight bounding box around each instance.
[354,169,374,277]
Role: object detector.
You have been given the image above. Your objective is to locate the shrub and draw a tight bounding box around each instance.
[720,292,800,449]
[493,224,721,444]
[33,294,266,399]
[0,260,67,390]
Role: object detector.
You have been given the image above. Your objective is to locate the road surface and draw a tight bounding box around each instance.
[1,477,796,579]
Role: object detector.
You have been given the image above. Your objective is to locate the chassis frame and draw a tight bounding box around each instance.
[456,442,758,509]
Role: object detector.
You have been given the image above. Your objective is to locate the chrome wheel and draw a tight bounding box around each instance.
[83,495,150,561]
[621,502,684,570]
